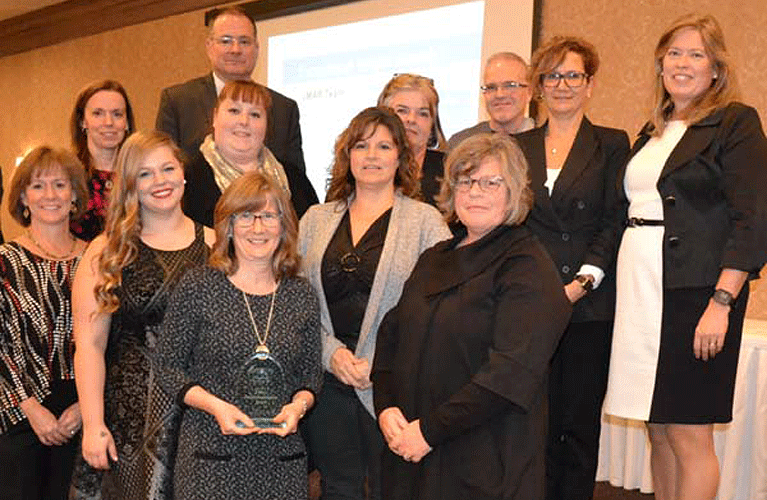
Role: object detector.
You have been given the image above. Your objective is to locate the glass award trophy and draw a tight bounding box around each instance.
[236,345,287,428]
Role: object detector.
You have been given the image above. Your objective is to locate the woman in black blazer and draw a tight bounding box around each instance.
[515,37,629,500]
[603,15,767,500]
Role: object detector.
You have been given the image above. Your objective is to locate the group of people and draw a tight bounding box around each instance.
[1,7,766,500]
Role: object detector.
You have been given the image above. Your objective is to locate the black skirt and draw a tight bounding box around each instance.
[648,285,748,424]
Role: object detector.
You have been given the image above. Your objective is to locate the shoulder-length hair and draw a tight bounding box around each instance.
[377,73,447,150]
[326,106,420,203]
[648,14,739,136]
[70,80,135,174]
[8,146,89,227]
[438,133,532,226]
[95,131,184,312]
[209,171,300,279]
[530,36,600,96]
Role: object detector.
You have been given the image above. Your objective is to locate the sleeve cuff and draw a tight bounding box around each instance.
[578,264,605,289]
[177,382,201,408]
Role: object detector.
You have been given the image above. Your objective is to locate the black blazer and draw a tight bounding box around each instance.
[155,73,306,173]
[618,102,767,289]
[516,118,630,322]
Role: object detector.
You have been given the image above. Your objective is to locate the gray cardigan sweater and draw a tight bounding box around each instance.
[298,192,451,415]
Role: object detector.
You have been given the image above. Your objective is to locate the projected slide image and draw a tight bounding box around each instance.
[268,2,485,198]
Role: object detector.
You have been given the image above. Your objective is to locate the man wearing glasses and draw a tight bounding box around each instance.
[155,6,306,174]
[447,52,535,150]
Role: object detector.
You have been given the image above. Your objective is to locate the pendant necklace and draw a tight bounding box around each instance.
[242,280,280,355]
[26,229,76,260]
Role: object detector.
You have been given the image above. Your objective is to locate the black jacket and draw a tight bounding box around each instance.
[372,224,571,500]
[618,102,767,288]
[516,118,629,322]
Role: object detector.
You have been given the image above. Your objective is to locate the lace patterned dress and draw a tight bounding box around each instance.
[73,223,208,499]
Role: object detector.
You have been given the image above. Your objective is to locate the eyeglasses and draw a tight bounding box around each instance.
[541,71,588,89]
[232,211,280,228]
[480,81,529,93]
[454,175,505,193]
[213,35,255,48]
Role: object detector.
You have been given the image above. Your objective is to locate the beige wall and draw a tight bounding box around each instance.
[2,0,766,316]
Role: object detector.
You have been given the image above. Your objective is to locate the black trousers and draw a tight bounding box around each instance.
[305,373,384,500]
[545,321,612,500]
[0,380,79,500]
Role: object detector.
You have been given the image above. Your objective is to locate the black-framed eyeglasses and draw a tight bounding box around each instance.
[454,175,505,193]
[480,81,529,93]
[232,211,280,228]
[541,71,588,89]
[213,35,255,48]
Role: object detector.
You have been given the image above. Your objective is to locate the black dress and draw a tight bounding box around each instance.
[73,224,209,499]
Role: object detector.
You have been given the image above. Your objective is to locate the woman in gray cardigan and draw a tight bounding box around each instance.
[298,107,450,500]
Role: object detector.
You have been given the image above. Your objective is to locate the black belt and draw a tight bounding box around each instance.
[625,217,664,227]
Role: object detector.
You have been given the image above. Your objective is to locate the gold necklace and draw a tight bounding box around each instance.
[26,229,76,260]
[242,280,280,354]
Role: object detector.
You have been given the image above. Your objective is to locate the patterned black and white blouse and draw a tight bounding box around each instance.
[0,242,80,433]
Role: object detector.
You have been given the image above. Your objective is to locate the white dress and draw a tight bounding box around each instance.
[603,121,687,421]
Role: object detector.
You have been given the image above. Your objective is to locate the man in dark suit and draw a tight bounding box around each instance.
[155,6,306,173]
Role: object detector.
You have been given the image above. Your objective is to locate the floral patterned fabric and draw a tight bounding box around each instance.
[71,169,113,242]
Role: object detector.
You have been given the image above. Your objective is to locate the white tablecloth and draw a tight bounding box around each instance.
[596,318,767,500]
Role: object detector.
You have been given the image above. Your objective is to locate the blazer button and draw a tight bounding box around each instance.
[576,200,586,210]
[664,195,676,207]
[562,233,570,242]
[562,265,571,274]
[668,235,680,247]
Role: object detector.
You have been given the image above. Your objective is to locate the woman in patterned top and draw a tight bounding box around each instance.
[73,131,215,499]
[154,172,321,499]
[0,146,89,499]
[69,79,136,241]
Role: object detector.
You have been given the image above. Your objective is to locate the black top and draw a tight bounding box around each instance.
[321,208,391,352]
[421,149,445,207]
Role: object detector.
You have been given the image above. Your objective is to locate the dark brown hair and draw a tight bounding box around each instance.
[325,106,420,203]
[70,80,135,174]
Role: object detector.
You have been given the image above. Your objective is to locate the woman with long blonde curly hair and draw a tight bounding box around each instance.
[72,131,215,499]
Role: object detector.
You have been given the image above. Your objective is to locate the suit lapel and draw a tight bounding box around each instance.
[525,127,560,225]
[550,117,598,206]
[659,110,723,180]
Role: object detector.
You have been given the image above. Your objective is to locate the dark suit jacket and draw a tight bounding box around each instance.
[155,73,306,173]
[516,118,630,322]
[618,102,767,289]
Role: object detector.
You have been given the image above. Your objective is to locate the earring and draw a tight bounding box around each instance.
[183,179,187,185]
[23,206,29,219]
[70,200,77,214]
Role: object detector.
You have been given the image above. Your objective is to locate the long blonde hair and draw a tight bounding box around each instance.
[94,131,184,312]
[648,14,739,136]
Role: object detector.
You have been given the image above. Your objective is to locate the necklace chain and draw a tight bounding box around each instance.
[242,280,280,351]
[26,229,76,260]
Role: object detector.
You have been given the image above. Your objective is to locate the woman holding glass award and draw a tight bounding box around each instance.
[154,171,322,500]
